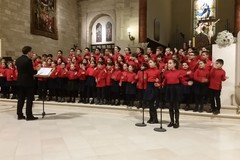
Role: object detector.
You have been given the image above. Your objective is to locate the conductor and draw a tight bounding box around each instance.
[16,46,38,120]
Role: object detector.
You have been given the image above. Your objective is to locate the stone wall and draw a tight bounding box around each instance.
[0,0,79,59]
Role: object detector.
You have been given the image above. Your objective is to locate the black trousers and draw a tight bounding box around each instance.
[209,89,221,111]
[17,86,35,117]
[97,87,105,100]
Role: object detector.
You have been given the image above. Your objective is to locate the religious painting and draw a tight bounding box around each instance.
[106,22,112,41]
[96,23,102,42]
[30,0,58,40]
[154,18,160,41]
[193,0,219,43]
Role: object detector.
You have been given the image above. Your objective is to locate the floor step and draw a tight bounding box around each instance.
[1,98,240,119]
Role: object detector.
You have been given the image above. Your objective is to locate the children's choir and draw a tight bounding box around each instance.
[0,46,227,128]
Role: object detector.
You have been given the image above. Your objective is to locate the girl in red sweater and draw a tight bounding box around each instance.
[85,61,97,104]
[136,63,148,108]
[143,59,161,123]
[66,63,78,103]
[6,62,17,99]
[125,65,137,107]
[111,62,122,105]
[77,63,87,103]
[163,59,193,128]
[193,60,210,112]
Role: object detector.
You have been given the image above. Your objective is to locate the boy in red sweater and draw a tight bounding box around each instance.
[209,59,227,115]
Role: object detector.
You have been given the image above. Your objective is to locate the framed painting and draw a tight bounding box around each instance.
[30,0,58,40]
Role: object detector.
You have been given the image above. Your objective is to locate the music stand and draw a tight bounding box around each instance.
[34,68,56,119]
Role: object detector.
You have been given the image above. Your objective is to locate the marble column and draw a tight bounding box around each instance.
[139,0,147,43]
[235,0,240,35]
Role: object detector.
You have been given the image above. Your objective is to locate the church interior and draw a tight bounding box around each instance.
[0,0,240,160]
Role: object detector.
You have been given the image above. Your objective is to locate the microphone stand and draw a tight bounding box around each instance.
[154,81,166,132]
[154,106,166,132]
[135,70,146,127]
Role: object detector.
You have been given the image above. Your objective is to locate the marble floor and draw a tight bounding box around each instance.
[0,101,240,160]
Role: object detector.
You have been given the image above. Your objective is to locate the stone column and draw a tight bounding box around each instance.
[235,0,240,35]
[139,0,147,43]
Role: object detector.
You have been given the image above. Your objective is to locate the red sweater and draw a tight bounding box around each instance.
[163,69,188,86]
[209,68,226,90]
[86,66,95,76]
[106,69,113,86]
[67,70,78,80]
[180,69,193,81]
[6,68,17,81]
[159,61,166,72]
[49,68,58,79]
[188,58,199,72]
[146,67,161,83]
[124,53,131,62]
[136,70,147,89]
[0,68,7,77]
[121,70,128,83]
[111,70,122,81]
[57,68,68,78]
[78,68,86,80]
[126,72,136,83]
[95,68,107,87]
[193,68,209,83]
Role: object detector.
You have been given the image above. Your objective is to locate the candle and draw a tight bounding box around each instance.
[192,37,196,48]
[189,40,192,47]
[183,43,186,49]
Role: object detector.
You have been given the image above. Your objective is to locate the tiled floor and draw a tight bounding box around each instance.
[0,101,240,160]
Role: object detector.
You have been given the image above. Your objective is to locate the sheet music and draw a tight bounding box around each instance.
[36,68,53,77]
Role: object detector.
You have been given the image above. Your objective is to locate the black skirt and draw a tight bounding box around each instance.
[181,84,192,94]
[85,76,96,87]
[78,80,86,92]
[143,82,157,101]
[56,78,67,90]
[67,79,78,91]
[125,82,136,95]
[48,78,57,90]
[111,80,120,93]
[165,84,182,102]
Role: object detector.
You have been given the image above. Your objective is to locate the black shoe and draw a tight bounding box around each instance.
[167,122,174,127]
[17,116,26,120]
[150,119,159,124]
[26,116,38,121]
[115,100,120,106]
[147,119,153,123]
[207,109,213,113]
[213,110,220,115]
[173,123,179,128]
[90,100,94,104]
[184,105,190,111]
[11,95,17,99]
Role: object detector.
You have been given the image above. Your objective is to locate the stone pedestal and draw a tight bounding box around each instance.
[212,44,237,106]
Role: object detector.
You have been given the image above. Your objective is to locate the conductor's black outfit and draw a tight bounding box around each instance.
[16,54,37,119]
